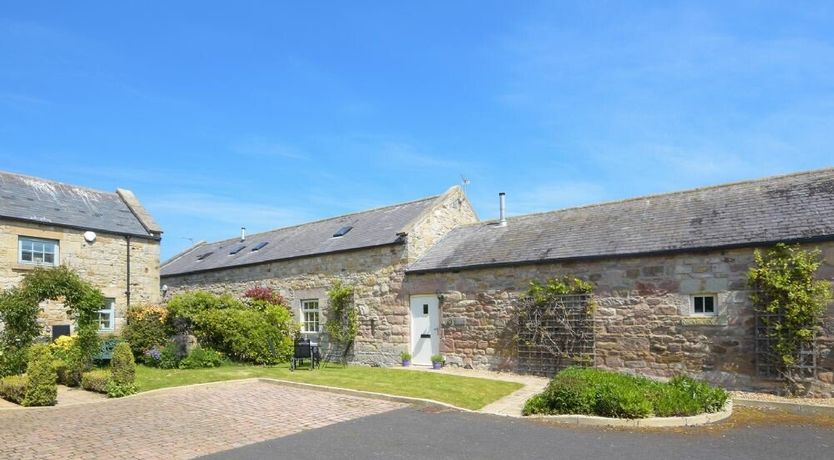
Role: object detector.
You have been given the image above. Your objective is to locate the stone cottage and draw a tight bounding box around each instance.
[405,168,834,393]
[0,170,162,336]
[160,186,477,363]
[161,168,834,393]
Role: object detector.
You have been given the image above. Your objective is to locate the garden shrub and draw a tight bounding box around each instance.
[50,335,75,361]
[179,347,224,369]
[110,342,136,385]
[523,368,729,418]
[0,374,28,404]
[81,370,110,393]
[167,291,245,332]
[144,342,181,369]
[122,305,170,362]
[0,346,30,378]
[22,344,57,406]
[243,287,287,311]
[53,359,71,386]
[192,304,295,364]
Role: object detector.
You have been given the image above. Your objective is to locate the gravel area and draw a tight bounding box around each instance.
[731,391,834,407]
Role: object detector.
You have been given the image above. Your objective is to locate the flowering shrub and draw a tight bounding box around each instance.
[243,287,286,306]
[144,342,180,369]
[123,305,170,361]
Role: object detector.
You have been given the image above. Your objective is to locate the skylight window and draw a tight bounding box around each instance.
[251,242,268,251]
[333,226,353,238]
[196,251,214,261]
[229,244,246,255]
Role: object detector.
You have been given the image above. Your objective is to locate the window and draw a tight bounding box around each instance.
[301,299,320,333]
[229,244,246,255]
[251,242,268,251]
[691,295,716,315]
[332,226,353,237]
[98,298,116,331]
[19,236,59,266]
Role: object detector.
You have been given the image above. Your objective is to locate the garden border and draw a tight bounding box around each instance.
[733,398,834,417]
[525,401,733,427]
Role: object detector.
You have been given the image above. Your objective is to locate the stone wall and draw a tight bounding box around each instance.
[403,242,834,394]
[163,244,412,365]
[405,186,478,262]
[0,218,161,334]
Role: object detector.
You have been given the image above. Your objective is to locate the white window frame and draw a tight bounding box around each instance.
[97,298,116,332]
[690,294,717,316]
[301,299,320,334]
[18,236,59,266]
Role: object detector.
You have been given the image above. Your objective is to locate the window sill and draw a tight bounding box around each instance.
[11,263,57,271]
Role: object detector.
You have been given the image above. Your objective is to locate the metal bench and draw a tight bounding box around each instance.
[290,338,320,371]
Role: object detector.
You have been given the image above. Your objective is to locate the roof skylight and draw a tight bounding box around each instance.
[333,226,353,237]
[229,244,246,255]
[251,242,268,251]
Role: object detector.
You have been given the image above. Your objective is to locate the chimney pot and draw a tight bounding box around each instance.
[498,192,507,227]
[241,227,246,241]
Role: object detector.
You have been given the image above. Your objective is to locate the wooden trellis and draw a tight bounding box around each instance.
[755,312,818,380]
[514,294,595,376]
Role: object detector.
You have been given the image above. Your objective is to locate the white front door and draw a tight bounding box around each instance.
[410,295,439,365]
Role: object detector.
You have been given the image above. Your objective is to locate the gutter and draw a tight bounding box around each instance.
[0,215,160,241]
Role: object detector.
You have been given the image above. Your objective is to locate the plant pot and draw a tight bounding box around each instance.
[432,362,442,370]
[402,360,411,367]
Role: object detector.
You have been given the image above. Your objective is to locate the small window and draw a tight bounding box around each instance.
[18,236,59,266]
[251,242,268,251]
[196,251,214,261]
[333,226,353,238]
[692,295,716,315]
[301,299,320,333]
[229,244,246,255]
[97,298,116,332]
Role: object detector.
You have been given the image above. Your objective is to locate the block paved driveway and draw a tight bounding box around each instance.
[0,380,405,459]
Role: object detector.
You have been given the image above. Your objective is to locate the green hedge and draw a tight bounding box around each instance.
[108,342,137,398]
[23,344,57,406]
[0,374,28,404]
[81,370,110,394]
[192,304,294,364]
[523,368,729,418]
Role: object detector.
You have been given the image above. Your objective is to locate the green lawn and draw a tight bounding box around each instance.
[135,363,522,410]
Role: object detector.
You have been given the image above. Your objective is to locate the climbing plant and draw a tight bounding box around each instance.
[748,244,833,392]
[324,281,357,346]
[0,266,104,378]
[506,276,596,375]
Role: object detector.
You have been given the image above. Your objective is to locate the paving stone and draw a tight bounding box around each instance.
[0,380,405,459]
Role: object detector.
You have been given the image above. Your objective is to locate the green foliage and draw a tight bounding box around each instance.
[178,347,224,369]
[81,370,110,393]
[123,305,170,361]
[0,374,28,404]
[0,266,104,377]
[430,354,445,364]
[192,305,295,364]
[400,351,412,361]
[53,359,71,386]
[527,276,594,304]
[110,342,136,385]
[144,342,181,369]
[0,346,30,378]
[324,281,357,345]
[167,291,245,332]
[748,244,833,387]
[22,344,57,406]
[106,380,138,398]
[522,368,729,418]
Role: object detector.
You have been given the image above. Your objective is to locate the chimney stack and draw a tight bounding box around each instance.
[240,227,246,242]
[498,192,507,227]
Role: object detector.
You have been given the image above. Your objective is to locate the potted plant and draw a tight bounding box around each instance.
[400,351,412,367]
[430,354,445,370]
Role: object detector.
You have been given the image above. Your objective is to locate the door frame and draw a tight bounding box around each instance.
[409,294,440,365]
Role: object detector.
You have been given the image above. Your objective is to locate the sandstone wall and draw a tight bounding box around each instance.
[162,244,411,365]
[403,242,834,394]
[0,218,161,334]
[405,187,478,262]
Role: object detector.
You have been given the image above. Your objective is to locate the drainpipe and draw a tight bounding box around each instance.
[125,236,131,308]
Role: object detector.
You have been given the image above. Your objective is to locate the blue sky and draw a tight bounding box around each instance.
[2,1,833,260]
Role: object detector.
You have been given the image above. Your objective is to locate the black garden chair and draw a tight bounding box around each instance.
[290,337,320,371]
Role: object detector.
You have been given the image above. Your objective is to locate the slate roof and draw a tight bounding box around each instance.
[0,170,159,239]
[161,194,441,276]
[408,168,834,273]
